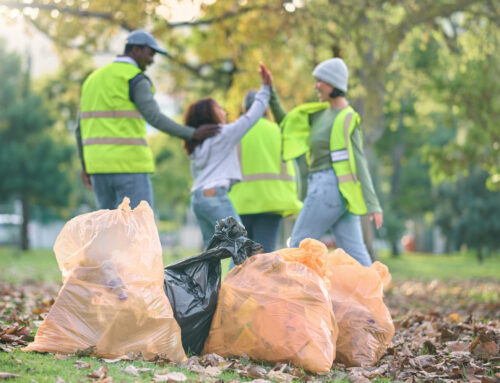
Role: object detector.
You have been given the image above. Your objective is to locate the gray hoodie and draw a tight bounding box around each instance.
[190,85,271,192]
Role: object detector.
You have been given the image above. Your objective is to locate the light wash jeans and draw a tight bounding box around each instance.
[90,173,153,210]
[240,213,282,253]
[290,168,372,266]
[191,187,242,250]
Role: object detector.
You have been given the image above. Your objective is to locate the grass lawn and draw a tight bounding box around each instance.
[1,246,498,285]
[378,250,500,281]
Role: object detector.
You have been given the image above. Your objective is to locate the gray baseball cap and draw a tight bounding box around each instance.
[126,30,167,55]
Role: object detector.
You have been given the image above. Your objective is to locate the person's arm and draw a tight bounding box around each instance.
[220,63,272,146]
[132,79,220,141]
[133,79,195,140]
[351,127,383,227]
[269,87,287,124]
[75,116,92,190]
[222,85,271,146]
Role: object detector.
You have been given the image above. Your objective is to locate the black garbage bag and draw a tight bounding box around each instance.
[163,217,263,355]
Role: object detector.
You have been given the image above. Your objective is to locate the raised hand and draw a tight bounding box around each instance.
[258,62,273,87]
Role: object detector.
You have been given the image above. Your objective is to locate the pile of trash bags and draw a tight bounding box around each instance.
[204,238,394,372]
[25,199,394,373]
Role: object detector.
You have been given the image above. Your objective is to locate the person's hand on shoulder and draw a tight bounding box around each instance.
[259,62,273,87]
[192,124,221,140]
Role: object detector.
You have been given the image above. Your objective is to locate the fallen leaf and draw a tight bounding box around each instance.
[200,353,225,367]
[73,360,91,369]
[54,354,71,360]
[448,313,460,323]
[0,372,20,379]
[102,358,123,363]
[446,341,469,352]
[203,366,222,377]
[409,355,436,370]
[88,365,108,379]
[246,365,267,379]
[0,346,12,353]
[123,365,138,377]
[266,370,295,382]
[55,376,66,383]
[153,371,187,382]
[472,341,499,360]
[74,346,95,357]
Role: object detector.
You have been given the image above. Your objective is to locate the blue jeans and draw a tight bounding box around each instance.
[240,213,282,253]
[290,168,372,266]
[191,187,242,250]
[90,173,153,210]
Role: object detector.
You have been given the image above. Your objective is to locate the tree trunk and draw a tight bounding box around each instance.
[476,247,483,263]
[20,196,30,251]
[391,239,400,257]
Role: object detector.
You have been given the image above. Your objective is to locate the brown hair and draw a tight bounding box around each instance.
[183,97,221,155]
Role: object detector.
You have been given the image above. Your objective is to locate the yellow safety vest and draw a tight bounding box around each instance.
[281,103,368,215]
[229,118,303,216]
[80,62,155,174]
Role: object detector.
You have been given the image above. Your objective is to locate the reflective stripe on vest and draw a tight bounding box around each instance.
[229,118,302,216]
[80,62,155,174]
[329,107,366,214]
[80,110,142,119]
[82,137,148,146]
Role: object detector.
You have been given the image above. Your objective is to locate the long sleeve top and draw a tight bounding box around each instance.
[76,56,195,170]
[190,85,271,192]
[269,88,382,214]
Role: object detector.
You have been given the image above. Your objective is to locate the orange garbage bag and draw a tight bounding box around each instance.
[325,248,394,367]
[24,198,186,362]
[203,239,337,373]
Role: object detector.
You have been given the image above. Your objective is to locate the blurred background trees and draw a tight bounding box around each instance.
[0,0,499,259]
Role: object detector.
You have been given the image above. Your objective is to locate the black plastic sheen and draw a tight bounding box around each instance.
[163,217,263,355]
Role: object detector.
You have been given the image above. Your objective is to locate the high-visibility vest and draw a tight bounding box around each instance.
[229,118,303,216]
[281,103,368,215]
[80,62,155,174]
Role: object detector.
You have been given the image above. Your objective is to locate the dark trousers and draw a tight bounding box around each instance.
[240,213,283,253]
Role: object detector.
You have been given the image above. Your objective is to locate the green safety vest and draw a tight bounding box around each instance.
[229,118,303,216]
[80,62,155,174]
[281,103,368,215]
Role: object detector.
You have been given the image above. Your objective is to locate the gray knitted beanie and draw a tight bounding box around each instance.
[312,58,349,92]
[243,89,258,112]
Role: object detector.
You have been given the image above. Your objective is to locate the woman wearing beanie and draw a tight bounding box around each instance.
[269,58,382,266]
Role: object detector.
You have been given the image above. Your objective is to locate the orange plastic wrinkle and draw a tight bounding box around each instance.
[203,251,337,373]
[326,248,395,367]
[277,238,328,277]
[23,198,186,362]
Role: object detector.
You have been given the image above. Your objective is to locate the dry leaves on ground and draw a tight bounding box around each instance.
[0,280,499,382]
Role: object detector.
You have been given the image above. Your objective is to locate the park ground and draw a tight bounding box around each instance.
[0,247,499,382]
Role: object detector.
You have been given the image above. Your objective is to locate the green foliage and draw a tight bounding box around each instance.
[434,168,500,260]
[148,133,192,223]
[0,40,76,248]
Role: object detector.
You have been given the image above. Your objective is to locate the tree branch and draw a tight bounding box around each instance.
[166,4,281,28]
[0,1,134,30]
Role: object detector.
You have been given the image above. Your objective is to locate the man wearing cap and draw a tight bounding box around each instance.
[269,57,383,266]
[76,30,219,210]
